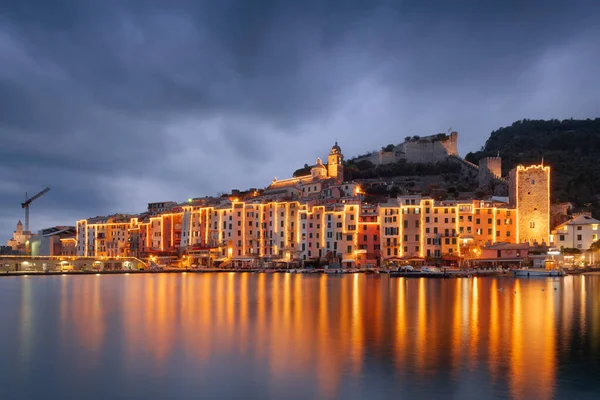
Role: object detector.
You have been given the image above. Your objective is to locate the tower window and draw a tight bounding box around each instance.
[530,221,535,229]
[531,179,535,184]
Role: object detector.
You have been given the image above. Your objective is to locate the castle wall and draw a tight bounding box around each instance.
[509,165,550,245]
[352,132,459,166]
[478,157,502,188]
[397,132,458,163]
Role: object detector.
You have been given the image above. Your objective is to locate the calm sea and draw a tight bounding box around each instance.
[0,273,599,400]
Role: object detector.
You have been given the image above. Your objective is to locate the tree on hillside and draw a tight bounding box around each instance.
[465,118,600,217]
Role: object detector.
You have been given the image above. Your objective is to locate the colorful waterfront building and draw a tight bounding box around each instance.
[73,142,550,268]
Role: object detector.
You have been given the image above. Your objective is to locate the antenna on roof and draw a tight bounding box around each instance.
[541,156,544,166]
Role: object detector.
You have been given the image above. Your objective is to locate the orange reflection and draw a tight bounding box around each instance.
[395,278,406,370]
[350,273,363,374]
[468,277,480,368]
[49,273,572,399]
[415,278,426,372]
[488,279,499,381]
[509,279,556,400]
[451,278,463,372]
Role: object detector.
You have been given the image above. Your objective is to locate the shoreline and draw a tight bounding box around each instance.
[2,268,596,278]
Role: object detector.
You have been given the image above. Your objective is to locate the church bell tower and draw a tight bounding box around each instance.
[328,142,344,184]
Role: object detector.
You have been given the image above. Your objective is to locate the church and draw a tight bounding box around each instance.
[267,142,345,193]
[6,220,33,253]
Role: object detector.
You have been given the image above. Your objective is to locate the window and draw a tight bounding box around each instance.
[530,221,535,229]
[577,235,582,241]
[559,235,565,241]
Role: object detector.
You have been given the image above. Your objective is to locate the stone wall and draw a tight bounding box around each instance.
[509,165,551,244]
[397,132,459,163]
[354,150,397,166]
[478,157,502,188]
[352,132,459,166]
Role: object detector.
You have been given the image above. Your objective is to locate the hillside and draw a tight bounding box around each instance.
[465,118,600,212]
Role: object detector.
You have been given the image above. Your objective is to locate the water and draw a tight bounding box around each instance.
[1,273,599,400]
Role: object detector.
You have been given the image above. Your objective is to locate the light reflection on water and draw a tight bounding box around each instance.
[1,274,600,400]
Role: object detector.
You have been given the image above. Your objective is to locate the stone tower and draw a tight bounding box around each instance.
[509,164,550,245]
[478,156,502,188]
[328,142,344,184]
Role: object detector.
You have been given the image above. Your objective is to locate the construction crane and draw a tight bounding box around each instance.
[21,187,50,233]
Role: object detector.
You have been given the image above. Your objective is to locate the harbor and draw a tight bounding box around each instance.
[2,255,598,278]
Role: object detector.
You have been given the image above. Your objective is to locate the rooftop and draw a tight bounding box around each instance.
[557,214,600,228]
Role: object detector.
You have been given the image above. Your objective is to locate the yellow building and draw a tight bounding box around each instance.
[509,164,551,245]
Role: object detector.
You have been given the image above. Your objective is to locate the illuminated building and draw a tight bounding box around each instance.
[71,149,550,267]
[509,164,551,245]
[6,220,32,253]
[552,214,600,251]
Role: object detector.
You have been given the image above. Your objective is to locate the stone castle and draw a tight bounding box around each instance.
[351,131,510,194]
[354,131,458,165]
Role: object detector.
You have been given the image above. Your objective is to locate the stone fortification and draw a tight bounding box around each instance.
[353,131,458,166]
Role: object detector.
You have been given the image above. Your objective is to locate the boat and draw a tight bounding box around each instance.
[512,268,565,277]
[421,266,442,274]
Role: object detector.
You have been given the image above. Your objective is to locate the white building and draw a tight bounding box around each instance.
[552,214,600,251]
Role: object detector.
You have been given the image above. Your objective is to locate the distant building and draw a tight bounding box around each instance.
[551,214,600,251]
[6,220,32,253]
[30,226,77,256]
[147,201,178,215]
[478,156,502,189]
[550,202,574,228]
[509,164,551,245]
[268,142,345,192]
[354,132,458,166]
[0,245,21,255]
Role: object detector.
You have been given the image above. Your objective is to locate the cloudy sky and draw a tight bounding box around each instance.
[1,0,599,241]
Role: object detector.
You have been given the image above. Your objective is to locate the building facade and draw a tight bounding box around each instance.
[551,214,600,251]
[6,220,32,253]
[74,195,531,267]
[72,142,549,268]
[509,164,551,245]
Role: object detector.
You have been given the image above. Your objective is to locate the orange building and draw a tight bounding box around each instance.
[73,159,548,268]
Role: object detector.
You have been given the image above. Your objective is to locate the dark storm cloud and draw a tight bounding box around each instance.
[2,0,600,240]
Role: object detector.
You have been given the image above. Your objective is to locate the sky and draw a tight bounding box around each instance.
[1,0,600,241]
